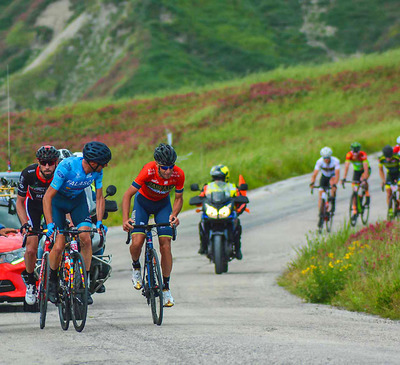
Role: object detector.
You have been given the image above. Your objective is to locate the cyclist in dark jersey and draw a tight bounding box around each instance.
[378,145,400,209]
[16,145,60,305]
[122,143,185,307]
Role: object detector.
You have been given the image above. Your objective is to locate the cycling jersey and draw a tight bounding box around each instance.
[18,164,53,201]
[314,157,340,178]
[345,151,370,171]
[378,155,400,175]
[132,161,185,201]
[51,157,103,198]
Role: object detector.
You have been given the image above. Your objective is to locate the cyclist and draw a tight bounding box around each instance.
[378,145,400,214]
[393,136,400,155]
[197,165,244,259]
[310,147,340,217]
[0,223,18,236]
[341,142,371,216]
[43,141,112,305]
[16,145,60,305]
[122,143,185,307]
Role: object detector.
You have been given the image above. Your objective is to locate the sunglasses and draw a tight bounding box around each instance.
[39,160,56,166]
[160,164,175,170]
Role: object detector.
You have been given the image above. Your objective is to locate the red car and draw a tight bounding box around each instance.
[0,172,26,305]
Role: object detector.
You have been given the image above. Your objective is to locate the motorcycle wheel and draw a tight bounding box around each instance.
[213,235,225,275]
[89,265,99,294]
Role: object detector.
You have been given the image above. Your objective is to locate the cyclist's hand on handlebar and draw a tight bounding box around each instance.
[20,222,32,234]
[96,221,108,235]
[46,222,56,238]
[381,182,385,192]
[169,215,179,227]
[123,219,134,232]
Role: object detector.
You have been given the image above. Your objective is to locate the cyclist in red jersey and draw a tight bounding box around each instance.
[394,136,400,154]
[122,143,185,307]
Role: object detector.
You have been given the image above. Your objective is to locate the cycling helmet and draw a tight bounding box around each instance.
[154,143,177,165]
[58,148,73,161]
[350,142,361,153]
[382,145,393,158]
[36,145,60,161]
[210,164,230,182]
[320,147,333,159]
[73,151,83,158]
[397,136,400,145]
[83,141,112,165]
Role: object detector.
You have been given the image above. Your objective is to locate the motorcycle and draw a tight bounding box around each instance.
[189,182,249,274]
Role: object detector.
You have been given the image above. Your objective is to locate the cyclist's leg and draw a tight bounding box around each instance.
[49,194,68,271]
[130,193,149,262]
[318,175,330,213]
[23,199,42,276]
[70,192,93,270]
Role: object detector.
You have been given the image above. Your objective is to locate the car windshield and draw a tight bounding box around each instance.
[0,199,20,229]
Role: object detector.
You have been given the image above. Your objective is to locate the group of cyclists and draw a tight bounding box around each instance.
[310,136,400,222]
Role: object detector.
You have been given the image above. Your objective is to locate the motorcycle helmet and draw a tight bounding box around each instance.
[210,164,230,182]
[83,141,112,165]
[58,148,73,161]
[350,142,361,153]
[36,145,60,161]
[320,147,333,159]
[382,145,393,158]
[154,143,177,166]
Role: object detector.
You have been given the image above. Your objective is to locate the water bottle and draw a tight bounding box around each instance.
[70,238,78,252]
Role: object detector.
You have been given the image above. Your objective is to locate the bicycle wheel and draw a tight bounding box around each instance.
[39,252,50,329]
[349,193,357,227]
[58,253,70,331]
[325,201,333,233]
[149,249,163,326]
[71,252,88,332]
[318,200,326,233]
[360,194,370,225]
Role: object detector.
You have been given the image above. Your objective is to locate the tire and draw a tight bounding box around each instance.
[71,252,88,332]
[149,249,163,326]
[58,253,70,331]
[213,235,225,274]
[318,200,326,233]
[349,193,357,227]
[39,252,50,329]
[326,201,333,233]
[89,265,99,294]
[360,193,370,225]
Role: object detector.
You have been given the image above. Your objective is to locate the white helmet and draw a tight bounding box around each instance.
[320,147,333,158]
[73,151,83,158]
[397,136,400,144]
[58,148,73,161]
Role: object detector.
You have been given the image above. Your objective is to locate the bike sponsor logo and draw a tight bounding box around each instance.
[57,171,65,179]
[145,181,174,194]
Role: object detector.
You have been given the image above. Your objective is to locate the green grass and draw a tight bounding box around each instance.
[0,48,400,226]
[278,221,400,319]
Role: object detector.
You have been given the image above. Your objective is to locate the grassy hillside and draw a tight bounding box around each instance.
[1,48,399,225]
[0,0,399,110]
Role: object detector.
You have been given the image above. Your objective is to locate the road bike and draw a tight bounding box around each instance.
[342,179,369,226]
[385,182,400,221]
[126,223,176,326]
[311,185,335,233]
[57,228,102,332]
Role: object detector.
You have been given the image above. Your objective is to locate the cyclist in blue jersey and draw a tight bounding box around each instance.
[43,141,112,305]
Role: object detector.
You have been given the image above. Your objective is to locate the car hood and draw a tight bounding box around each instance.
[0,233,23,253]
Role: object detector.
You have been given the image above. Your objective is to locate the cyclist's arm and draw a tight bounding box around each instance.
[122,185,139,231]
[95,187,105,223]
[16,195,29,226]
[333,168,340,185]
[378,165,385,185]
[343,161,350,180]
[310,169,319,184]
[170,192,183,226]
[361,161,369,180]
[43,186,58,225]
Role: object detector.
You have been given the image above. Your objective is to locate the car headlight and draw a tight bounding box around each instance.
[218,206,231,218]
[0,248,25,265]
[205,204,218,218]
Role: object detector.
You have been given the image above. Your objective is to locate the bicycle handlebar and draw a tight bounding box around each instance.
[125,223,177,244]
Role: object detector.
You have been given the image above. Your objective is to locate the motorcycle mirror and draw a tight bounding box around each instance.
[239,183,248,191]
[105,185,117,198]
[190,183,200,191]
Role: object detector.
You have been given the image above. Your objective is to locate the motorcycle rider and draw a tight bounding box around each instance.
[197,164,244,260]
[16,145,60,305]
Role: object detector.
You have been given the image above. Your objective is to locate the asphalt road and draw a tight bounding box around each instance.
[1,155,399,365]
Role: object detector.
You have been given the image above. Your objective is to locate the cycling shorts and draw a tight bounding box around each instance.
[25,198,44,231]
[319,175,332,189]
[131,193,173,237]
[52,191,92,230]
[352,167,371,182]
[385,172,400,187]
